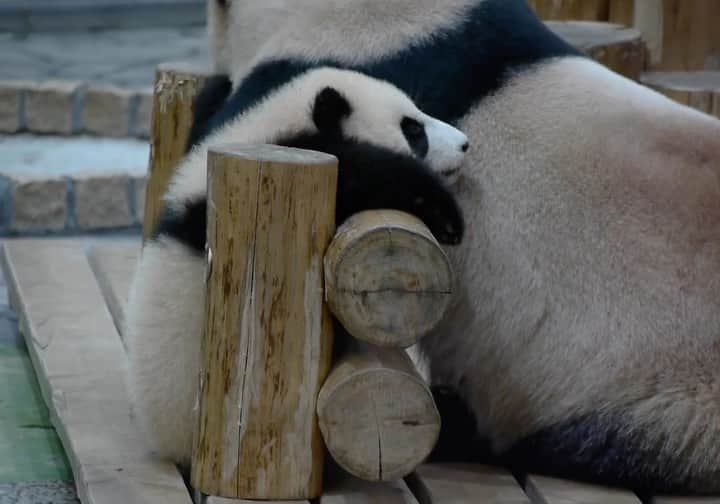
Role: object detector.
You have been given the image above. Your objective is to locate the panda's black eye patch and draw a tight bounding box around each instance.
[401,117,429,158]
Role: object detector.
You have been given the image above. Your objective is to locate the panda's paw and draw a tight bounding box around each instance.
[411,193,464,245]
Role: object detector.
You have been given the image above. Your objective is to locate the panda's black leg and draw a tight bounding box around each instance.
[427,385,498,464]
[152,198,207,254]
[499,414,690,495]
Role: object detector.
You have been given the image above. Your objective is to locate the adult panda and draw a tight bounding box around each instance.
[209,0,720,494]
[125,67,469,468]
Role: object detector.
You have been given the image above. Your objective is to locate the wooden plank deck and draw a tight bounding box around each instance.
[522,474,641,504]
[86,244,139,341]
[1,240,191,504]
[2,238,717,503]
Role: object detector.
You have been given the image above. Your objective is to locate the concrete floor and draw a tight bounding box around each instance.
[0,26,207,88]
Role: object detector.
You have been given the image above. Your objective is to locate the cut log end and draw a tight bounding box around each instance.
[547,21,646,80]
[317,342,440,482]
[641,71,720,119]
[324,210,453,349]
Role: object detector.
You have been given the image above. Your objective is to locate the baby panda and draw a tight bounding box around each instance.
[124,67,468,467]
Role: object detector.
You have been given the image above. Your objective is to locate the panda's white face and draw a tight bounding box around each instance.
[316,69,469,183]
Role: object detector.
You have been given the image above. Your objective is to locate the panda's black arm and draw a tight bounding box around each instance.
[151,199,207,254]
[277,134,465,245]
[334,144,465,245]
[185,74,233,153]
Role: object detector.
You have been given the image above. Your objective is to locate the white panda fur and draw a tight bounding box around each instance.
[213,0,720,493]
[125,67,468,467]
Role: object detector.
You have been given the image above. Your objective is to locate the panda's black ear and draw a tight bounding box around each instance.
[313,87,352,134]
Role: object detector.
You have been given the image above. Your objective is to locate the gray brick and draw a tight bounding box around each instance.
[82,85,133,137]
[10,177,67,232]
[74,174,131,230]
[25,80,83,135]
[134,88,153,139]
[132,175,148,225]
[0,81,25,133]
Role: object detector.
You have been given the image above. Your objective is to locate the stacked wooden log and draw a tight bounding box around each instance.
[546,21,646,80]
[532,0,720,120]
[320,210,451,481]
[189,146,451,500]
[626,1,720,120]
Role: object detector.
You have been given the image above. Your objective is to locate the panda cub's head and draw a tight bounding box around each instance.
[169,68,468,247]
[272,68,468,243]
[295,68,469,182]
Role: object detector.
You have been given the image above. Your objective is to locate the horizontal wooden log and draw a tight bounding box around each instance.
[317,339,440,482]
[324,210,453,348]
[548,21,646,80]
[641,71,720,119]
[191,145,338,500]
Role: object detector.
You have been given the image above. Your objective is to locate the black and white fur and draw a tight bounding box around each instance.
[125,67,469,467]
[208,0,720,494]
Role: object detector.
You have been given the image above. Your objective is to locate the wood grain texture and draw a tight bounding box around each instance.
[655,0,720,71]
[86,244,140,342]
[610,1,720,70]
[191,145,338,500]
[317,339,440,482]
[548,21,646,79]
[1,240,192,504]
[641,71,720,118]
[324,210,453,348]
[608,0,634,27]
[529,0,610,21]
[411,464,530,503]
[522,474,641,504]
[142,62,211,242]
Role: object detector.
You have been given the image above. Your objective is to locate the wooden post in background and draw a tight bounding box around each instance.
[142,63,211,242]
[191,145,337,500]
[609,0,720,71]
[641,72,720,120]
[547,21,647,80]
[528,0,610,21]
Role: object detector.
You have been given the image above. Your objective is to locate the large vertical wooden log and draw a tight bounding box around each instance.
[142,63,210,242]
[191,145,338,500]
[528,0,610,21]
[610,0,720,71]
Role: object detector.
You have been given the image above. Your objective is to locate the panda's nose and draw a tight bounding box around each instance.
[461,141,469,152]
